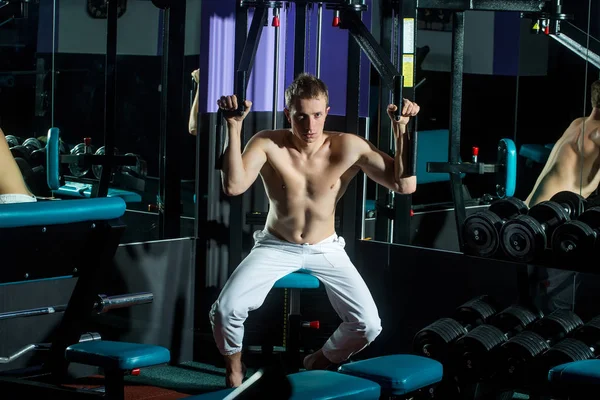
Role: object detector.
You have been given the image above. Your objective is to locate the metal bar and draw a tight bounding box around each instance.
[0,305,67,321]
[294,1,308,76]
[158,2,186,239]
[228,3,250,276]
[374,0,394,242]
[94,292,154,314]
[236,6,268,112]
[93,0,118,198]
[341,24,362,260]
[342,8,399,91]
[415,0,549,12]
[392,0,417,245]
[550,33,600,70]
[449,11,467,252]
[316,2,323,78]
[273,10,281,129]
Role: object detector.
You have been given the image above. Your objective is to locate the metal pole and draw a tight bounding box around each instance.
[316,3,323,78]
[273,8,281,129]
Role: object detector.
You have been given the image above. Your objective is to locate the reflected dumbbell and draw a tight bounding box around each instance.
[463,197,529,258]
[68,139,96,177]
[10,137,43,163]
[500,200,571,263]
[29,137,69,168]
[413,295,498,365]
[551,207,600,263]
[4,135,21,148]
[495,309,583,383]
[450,304,543,383]
[92,145,119,180]
[121,153,147,179]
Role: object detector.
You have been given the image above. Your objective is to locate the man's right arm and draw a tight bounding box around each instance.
[221,122,268,196]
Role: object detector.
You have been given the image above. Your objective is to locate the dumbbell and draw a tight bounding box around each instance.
[92,145,120,180]
[500,200,571,263]
[9,137,43,163]
[495,309,583,384]
[549,191,587,219]
[449,304,543,383]
[463,197,529,258]
[530,316,600,385]
[551,207,600,264]
[413,295,498,365]
[68,139,96,177]
[29,137,69,169]
[4,134,21,148]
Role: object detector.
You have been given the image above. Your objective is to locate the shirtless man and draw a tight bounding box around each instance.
[0,128,37,204]
[208,73,418,387]
[526,80,600,207]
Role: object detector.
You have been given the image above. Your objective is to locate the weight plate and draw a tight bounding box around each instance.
[5,135,21,148]
[500,215,545,263]
[500,330,550,376]
[529,201,571,234]
[550,191,586,219]
[579,207,600,228]
[123,153,148,178]
[92,146,119,180]
[532,309,583,344]
[463,211,503,257]
[454,295,497,327]
[453,324,507,381]
[413,317,467,361]
[23,137,42,152]
[491,305,540,334]
[572,315,600,347]
[540,338,594,373]
[489,197,529,219]
[551,221,596,259]
[68,143,91,177]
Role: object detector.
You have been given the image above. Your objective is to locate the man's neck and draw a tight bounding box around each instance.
[589,108,600,121]
[289,131,326,158]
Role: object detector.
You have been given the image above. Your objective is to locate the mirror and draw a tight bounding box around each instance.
[45,0,204,244]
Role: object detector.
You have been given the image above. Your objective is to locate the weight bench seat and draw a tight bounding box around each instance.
[273,271,321,289]
[187,370,381,400]
[548,359,600,385]
[338,354,444,395]
[54,183,142,203]
[519,144,553,165]
[65,341,170,371]
[0,196,126,228]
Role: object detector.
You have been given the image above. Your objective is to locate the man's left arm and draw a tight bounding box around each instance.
[353,100,418,194]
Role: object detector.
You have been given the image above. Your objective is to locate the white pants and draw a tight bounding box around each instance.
[209,229,382,364]
[0,194,36,204]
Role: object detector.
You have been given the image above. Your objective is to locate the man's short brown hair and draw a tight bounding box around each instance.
[592,80,600,109]
[285,73,329,110]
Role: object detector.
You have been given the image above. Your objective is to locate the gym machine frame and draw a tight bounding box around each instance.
[227,0,417,258]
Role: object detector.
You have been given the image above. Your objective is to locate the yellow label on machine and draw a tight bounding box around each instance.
[402,55,415,88]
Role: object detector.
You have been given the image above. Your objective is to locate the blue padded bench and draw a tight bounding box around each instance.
[0,196,126,229]
[266,272,321,373]
[188,370,381,400]
[66,341,170,400]
[338,354,444,398]
[417,129,465,184]
[548,359,600,397]
[519,143,554,165]
[53,181,142,203]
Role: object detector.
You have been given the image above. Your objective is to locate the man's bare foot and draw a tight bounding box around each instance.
[224,352,246,388]
[225,363,246,388]
[303,348,332,370]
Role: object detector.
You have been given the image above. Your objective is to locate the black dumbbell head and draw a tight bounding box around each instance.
[413,317,468,362]
[550,191,587,219]
[551,220,596,260]
[488,197,529,219]
[463,211,503,257]
[531,309,583,344]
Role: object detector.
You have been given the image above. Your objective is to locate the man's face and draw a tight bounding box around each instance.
[285,96,330,144]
